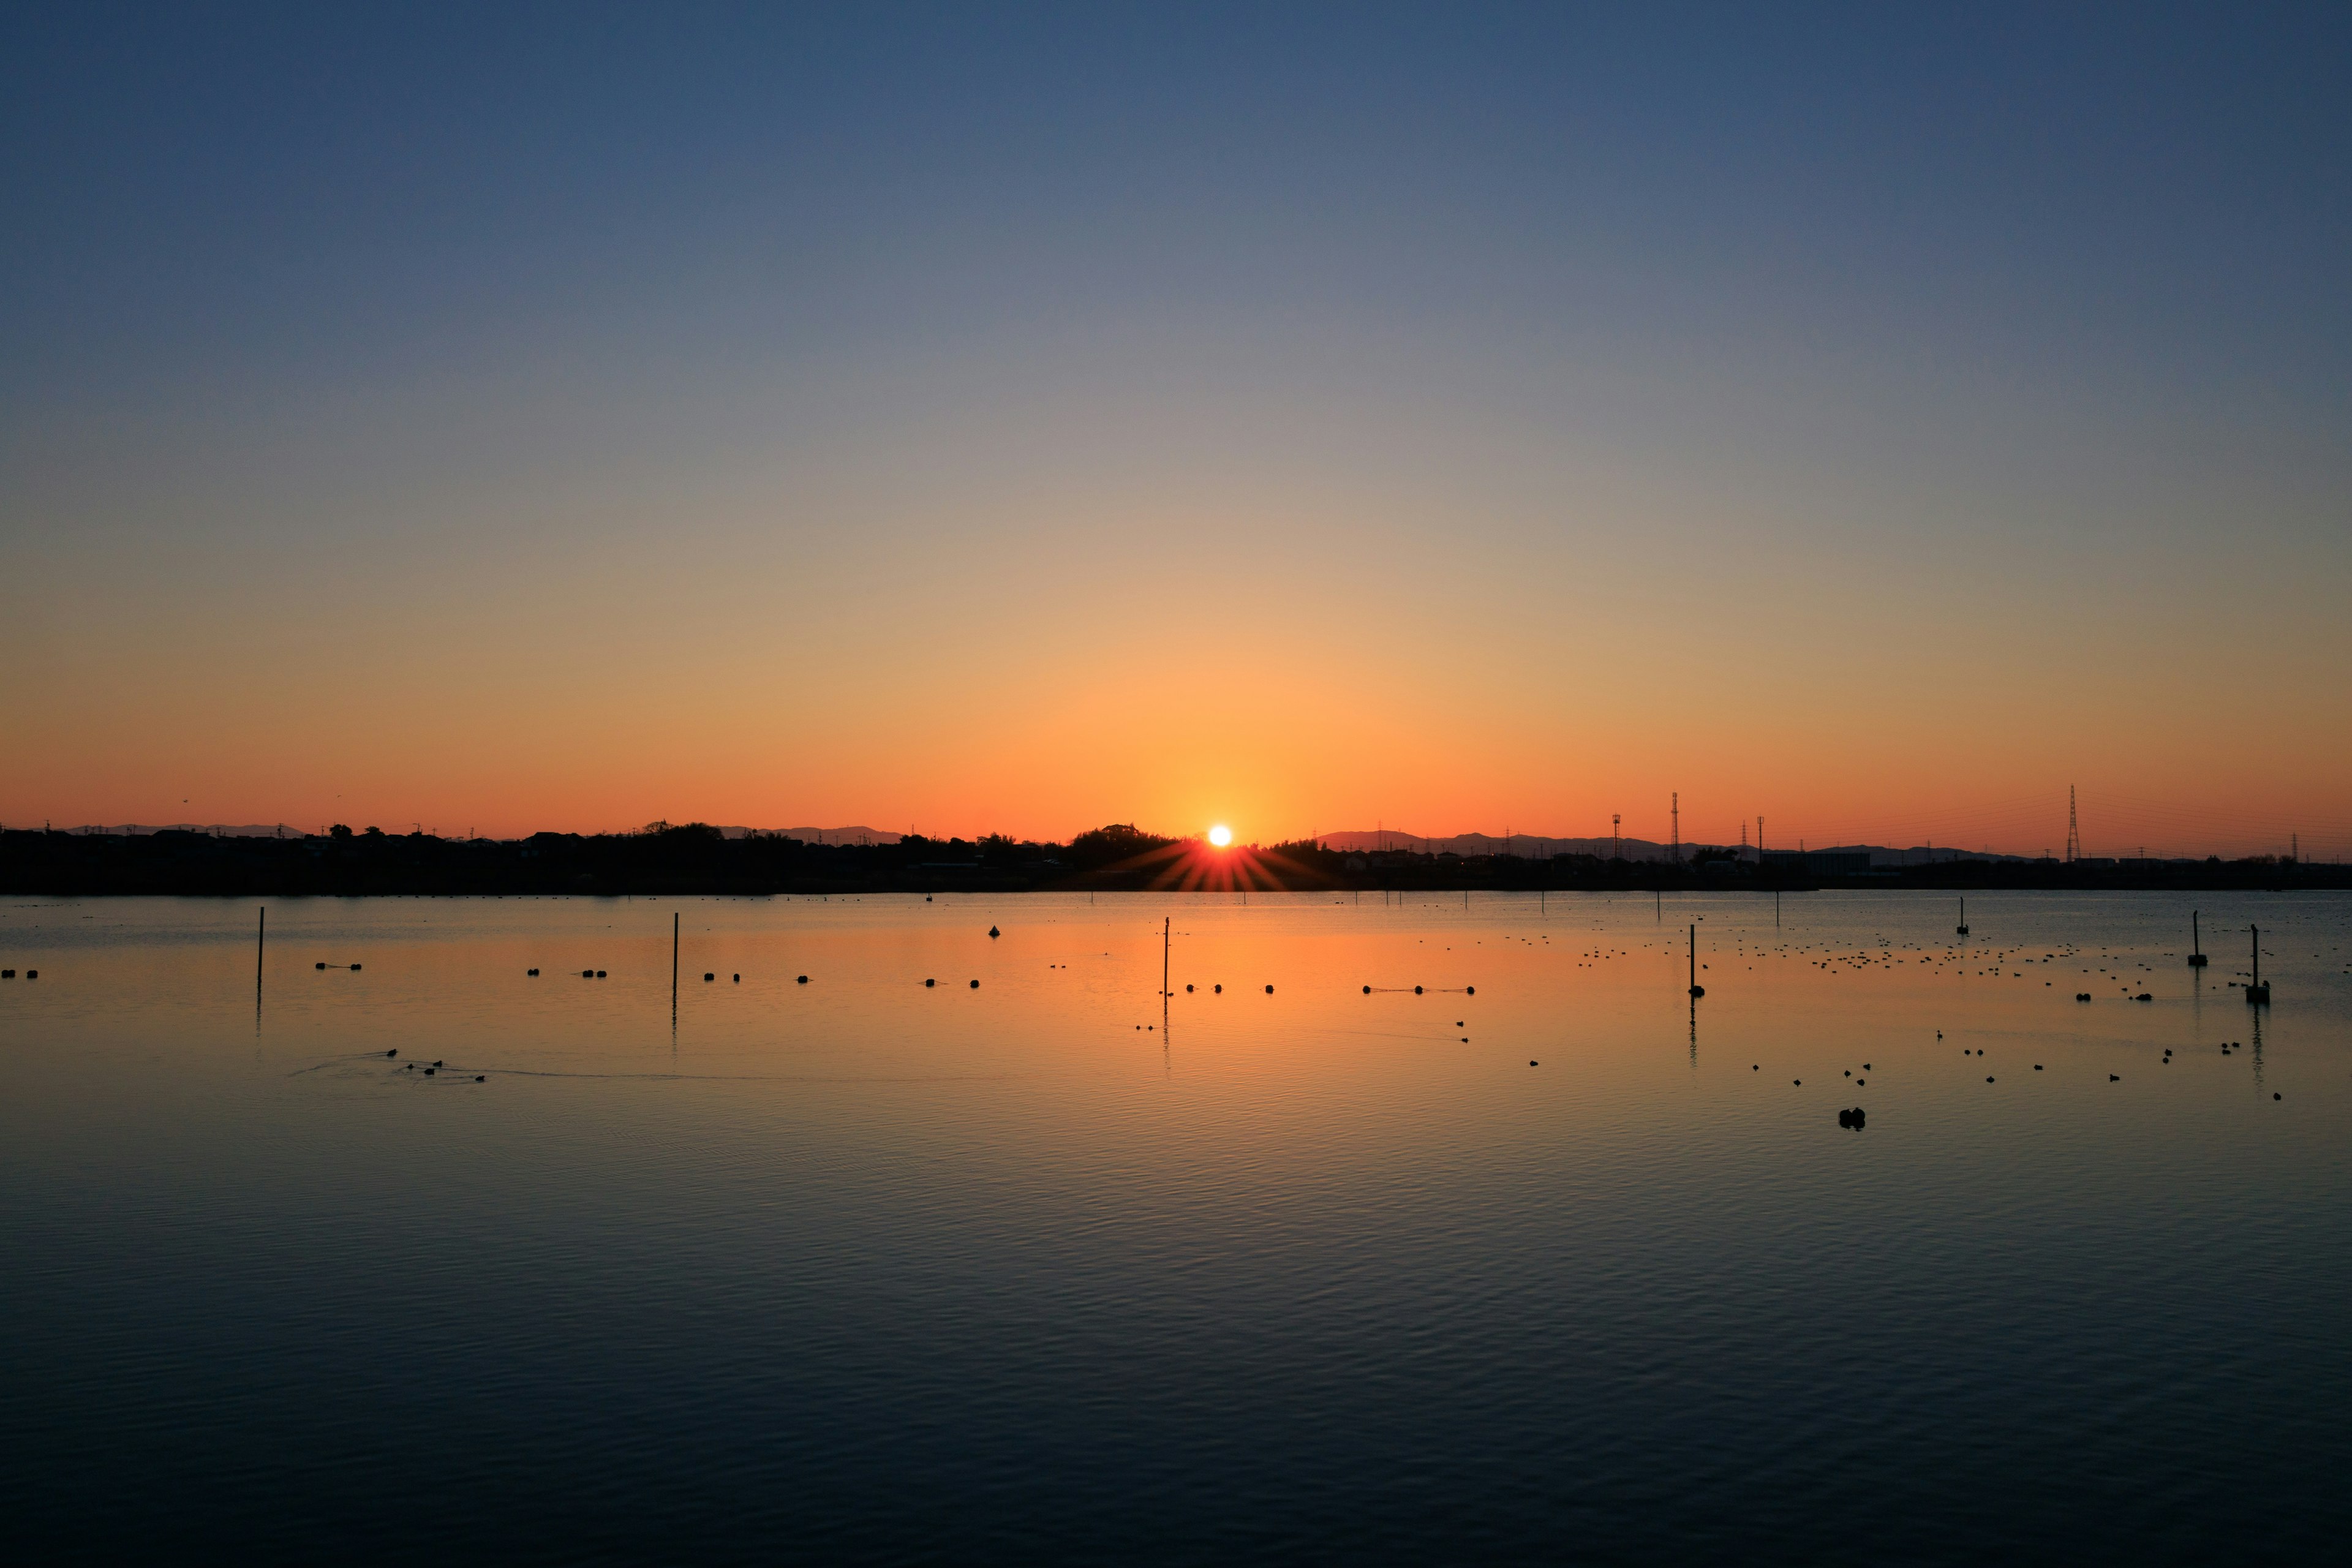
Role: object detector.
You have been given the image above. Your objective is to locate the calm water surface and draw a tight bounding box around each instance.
[4,891,2349,1562]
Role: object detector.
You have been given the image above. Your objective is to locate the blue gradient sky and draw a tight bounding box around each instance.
[4,4,2347,853]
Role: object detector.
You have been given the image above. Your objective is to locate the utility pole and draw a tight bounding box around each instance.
[2066,785,2081,864]
[1671,793,1679,865]
[1613,813,1621,861]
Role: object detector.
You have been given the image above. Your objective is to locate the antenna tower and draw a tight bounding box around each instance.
[1670,793,1680,864]
[1612,813,1621,861]
[2065,786,2081,863]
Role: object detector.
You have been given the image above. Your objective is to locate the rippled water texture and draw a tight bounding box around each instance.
[3,891,2348,1562]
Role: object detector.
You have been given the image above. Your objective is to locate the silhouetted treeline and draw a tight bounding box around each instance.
[0,823,2340,897]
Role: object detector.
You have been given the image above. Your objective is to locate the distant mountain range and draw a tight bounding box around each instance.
[64,823,313,839]
[1311,831,2031,865]
[718,826,905,845]
[52,821,2026,864]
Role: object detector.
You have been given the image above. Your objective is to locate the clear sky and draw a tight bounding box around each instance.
[4,4,2347,855]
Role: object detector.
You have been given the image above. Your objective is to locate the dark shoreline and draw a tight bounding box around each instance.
[2,827,2335,898]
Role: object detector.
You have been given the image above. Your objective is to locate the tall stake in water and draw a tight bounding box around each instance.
[2246,924,2270,1005]
[1163,916,1170,999]
[2188,911,2207,968]
[1687,923,1705,998]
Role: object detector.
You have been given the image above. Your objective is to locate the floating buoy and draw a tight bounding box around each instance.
[2034,1064,2043,1071]
[596,970,606,979]
[528,968,539,976]
[1363,985,1371,993]
[1264,984,1273,994]
[1186,984,1194,992]
[350,963,362,971]
[315,962,326,970]
[988,926,1000,938]
[1414,985,1423,995]
[1986,1076,1995,1083]
[796,975,808,984]
[924,978,935,987]
[732,973,739,982]
[704,973,714,982]
[969,979,979,989]
[1752,1065,1759,1071]
[1213,984,1221,993]
[1466,986,1475,995]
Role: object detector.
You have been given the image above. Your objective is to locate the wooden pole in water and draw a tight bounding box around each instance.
[1163,916,1169,998]
[256,906,265,987]
[672,912,679,1003]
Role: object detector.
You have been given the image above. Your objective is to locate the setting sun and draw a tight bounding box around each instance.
[1207,824,1232,848]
